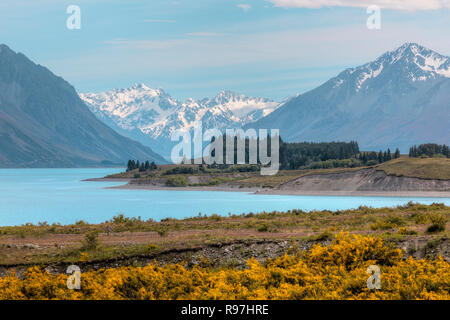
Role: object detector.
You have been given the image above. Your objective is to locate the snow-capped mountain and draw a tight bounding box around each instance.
[336,42,450,93]
[249,43,450,152]
[80,85,281,158]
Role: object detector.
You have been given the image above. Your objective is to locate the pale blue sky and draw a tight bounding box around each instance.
[0,0,449,100]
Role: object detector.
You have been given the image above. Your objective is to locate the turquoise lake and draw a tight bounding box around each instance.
[0,168,449,226]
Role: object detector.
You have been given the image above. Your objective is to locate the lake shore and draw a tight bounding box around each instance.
[93,178,450,198]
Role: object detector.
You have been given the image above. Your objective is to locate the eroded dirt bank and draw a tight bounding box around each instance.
[274,168,450,193]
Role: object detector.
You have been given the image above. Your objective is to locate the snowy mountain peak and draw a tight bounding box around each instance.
[336,43,450,91]
[80,84,282,157]
[383,43,450,77]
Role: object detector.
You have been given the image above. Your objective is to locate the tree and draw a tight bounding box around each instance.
[144,160,150,170]
[150,161,157,170]
[408,143,449,158]
[394,148,400,159]
[378,150,383,163]
[387,148,392,161]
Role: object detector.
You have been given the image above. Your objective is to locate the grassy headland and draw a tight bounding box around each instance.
[102,156,450,193]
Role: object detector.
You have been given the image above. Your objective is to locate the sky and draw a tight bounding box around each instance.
[0,0,449,101]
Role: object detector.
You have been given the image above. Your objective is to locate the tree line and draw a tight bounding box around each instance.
[279,141,360,169]
[409,143,449,158]
[212,136,404,169]
[126,160,158,172]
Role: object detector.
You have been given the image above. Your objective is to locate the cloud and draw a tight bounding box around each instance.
[269,0,450,11]
[187,32,230,37]
[144,19,176,23]
[237,4,252,11]
[104,39,188,50]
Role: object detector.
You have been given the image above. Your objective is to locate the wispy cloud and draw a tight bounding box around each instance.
[237,4,252,12]
[144,19,176,23]
[187,32,230,37]
[104,38,188,49]
[269,0,450,11]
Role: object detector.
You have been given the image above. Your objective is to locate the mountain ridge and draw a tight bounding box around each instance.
[81,85,281,158]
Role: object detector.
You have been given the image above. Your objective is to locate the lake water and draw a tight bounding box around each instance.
[0,168,449,226]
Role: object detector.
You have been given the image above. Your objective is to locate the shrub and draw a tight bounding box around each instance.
[398,227,418,235]
[157,229,167,237]
[257,223,269,232]
[371,215,406,230]
[165,176,188,187]
[427,214,447,233]
[82,231,100,250]
[3,234,448,300]
[311,230,333,241]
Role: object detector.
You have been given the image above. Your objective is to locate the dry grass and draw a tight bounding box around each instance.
[377,156,450,180]
[0,203,448,265]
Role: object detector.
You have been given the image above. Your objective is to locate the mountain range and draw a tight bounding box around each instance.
[82,43,449,156]
[248,43,450,152]
[0,44,165,167]
[0,42,448,167]
[81,86,281,158]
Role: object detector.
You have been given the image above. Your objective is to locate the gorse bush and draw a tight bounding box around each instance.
[0,233,448,300]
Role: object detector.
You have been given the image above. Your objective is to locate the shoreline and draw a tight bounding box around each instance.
[90,178,450,198]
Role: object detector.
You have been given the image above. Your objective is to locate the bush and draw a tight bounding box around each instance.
[257,223,269,232]
[166,176,188,187]
[157,229,167,237]
[426,214,447,233]
[82,231,100,250]
[163,167,197,175]
[370,215,406,230]
[398,227,418,235]
[1,233,449,300]
[311,230,333,241]
[426,224,445,233]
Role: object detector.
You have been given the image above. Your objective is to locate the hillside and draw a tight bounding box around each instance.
[0,44,166,167]
[248,43,450,153]
[377,157,450,180]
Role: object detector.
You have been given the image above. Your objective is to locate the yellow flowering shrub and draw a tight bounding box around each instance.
[0,233,448,300]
